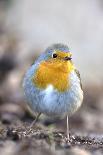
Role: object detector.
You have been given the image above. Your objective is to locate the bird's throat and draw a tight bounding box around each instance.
[32,60,75,92]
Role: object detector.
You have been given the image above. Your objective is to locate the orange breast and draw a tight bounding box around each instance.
[32,60,74,92]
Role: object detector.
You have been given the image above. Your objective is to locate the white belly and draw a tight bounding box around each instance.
[36,71,83,116]
[23,69,83,116]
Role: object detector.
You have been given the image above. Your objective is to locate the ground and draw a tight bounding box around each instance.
[0,119,102,155]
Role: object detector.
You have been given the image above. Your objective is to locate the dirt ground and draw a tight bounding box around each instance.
[0,116,102,155]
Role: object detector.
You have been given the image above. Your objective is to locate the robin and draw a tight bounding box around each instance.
[23,43,83,140]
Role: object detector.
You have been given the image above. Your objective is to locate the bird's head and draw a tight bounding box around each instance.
[38,43,75,73]
[32,44,75,91]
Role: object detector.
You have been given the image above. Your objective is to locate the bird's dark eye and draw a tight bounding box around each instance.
[64,56,72,61]
[52,53,57,58]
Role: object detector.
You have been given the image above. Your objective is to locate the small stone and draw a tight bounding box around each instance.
[6,128,19,141]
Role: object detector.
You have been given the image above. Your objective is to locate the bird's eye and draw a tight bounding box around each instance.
[64,56,72,61]
[52,53,57,58]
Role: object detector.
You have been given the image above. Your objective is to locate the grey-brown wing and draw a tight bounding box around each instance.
[74,69,82,89]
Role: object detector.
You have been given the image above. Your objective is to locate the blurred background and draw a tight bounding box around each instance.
[0,0,103,134]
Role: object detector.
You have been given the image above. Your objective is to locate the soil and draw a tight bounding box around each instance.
[0,121,102,155]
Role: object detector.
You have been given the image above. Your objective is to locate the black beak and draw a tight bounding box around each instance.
[64,56,72,61]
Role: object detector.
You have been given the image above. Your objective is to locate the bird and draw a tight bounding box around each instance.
[23,43,83,140]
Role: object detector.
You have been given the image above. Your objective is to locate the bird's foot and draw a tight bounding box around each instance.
[64,133,71,143]
[27,113,41,135]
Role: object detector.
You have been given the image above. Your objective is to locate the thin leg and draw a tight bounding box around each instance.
[66,115,70,140]
[30,112,41,128]
[28,112,41,134]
